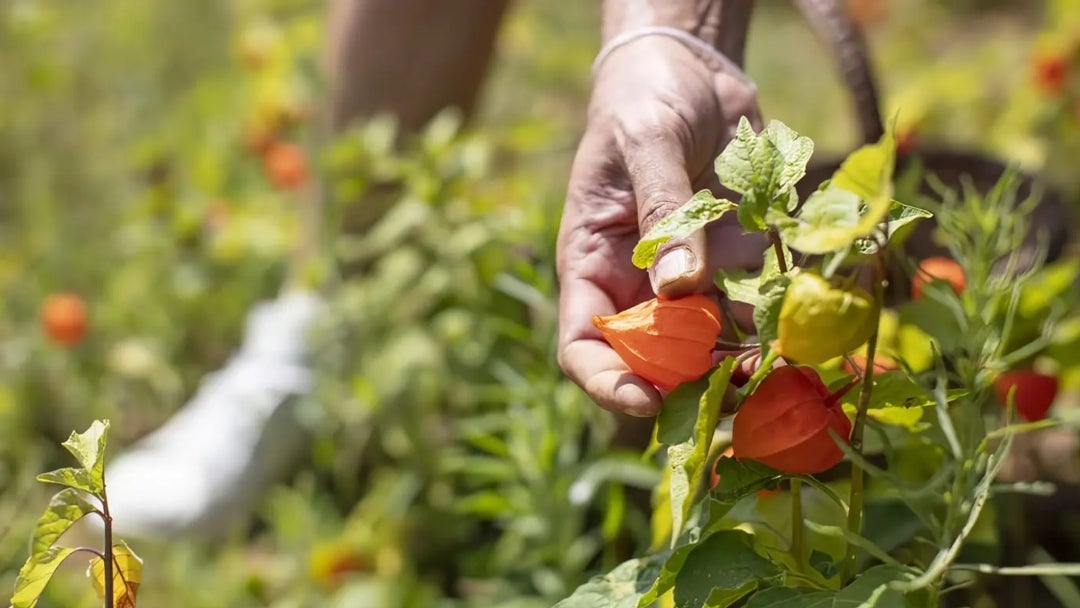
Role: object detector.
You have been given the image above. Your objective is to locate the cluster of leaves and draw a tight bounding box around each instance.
[557,116,1080,608]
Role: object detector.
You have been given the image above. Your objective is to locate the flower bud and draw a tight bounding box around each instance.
[592,295,722,391]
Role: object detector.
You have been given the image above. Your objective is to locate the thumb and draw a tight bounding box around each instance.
[626,140,707,298]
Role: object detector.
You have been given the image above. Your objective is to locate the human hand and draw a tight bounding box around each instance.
[557,36,768,417]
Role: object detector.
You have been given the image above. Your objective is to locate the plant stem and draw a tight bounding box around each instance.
[842,256,887,582]
[102,487,113,608]
[768,228,789,274]
[790,479,804,567]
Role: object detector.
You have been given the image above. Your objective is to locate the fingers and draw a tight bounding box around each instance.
[558,132,664,417]
[621,131,707,299]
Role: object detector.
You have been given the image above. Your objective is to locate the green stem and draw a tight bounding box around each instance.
[102,486,113,608]
[768,228,789,274]
[791,479,804,567]
[842,256,887,583]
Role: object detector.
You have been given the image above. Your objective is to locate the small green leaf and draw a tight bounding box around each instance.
[773,187,862,254]
[704,581,760,608]
[10,546,79,608]
[837,371,965,411]
[61,420,109,494]
[715,268,762,307]
[738,192,771,233]
[673,530,782,608]
[554,554,667,608]
[763,120,815,195]
[633,190,736,269]
[668,360,738,544]
[714,117,759,196]
[715,117,813,233]
[657,377,713,446]
[715,243,791,307]
[89,540,143,608]
[637,545,695,608]
[31,488,98,555]
[882,201,933,243]
[709,457,783,503]
[753,275,791,359]
[866,406,926,432]
[36,467,97,495]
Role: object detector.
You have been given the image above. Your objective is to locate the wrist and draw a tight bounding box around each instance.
[601,0,752,65]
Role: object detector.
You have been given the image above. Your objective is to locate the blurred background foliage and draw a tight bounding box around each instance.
[0,0,1078,606]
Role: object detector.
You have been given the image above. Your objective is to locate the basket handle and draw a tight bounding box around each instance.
[790,0,886,146]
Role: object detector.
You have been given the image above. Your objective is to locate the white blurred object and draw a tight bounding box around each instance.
[103,290,324,540]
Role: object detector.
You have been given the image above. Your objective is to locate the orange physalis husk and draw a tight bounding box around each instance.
[592,294,722,392]
[911,256,966,300]
[732,366,854,475]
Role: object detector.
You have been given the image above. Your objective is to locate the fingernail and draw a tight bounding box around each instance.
[652,247,697,290]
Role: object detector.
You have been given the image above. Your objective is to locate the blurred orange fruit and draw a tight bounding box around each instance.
[262,141,309,190]
[911,257,965,301]
[40,293,88,347]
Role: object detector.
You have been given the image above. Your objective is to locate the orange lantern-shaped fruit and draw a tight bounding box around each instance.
[592,294,722,391]
[732,366,854,475]
[912,257,966,301]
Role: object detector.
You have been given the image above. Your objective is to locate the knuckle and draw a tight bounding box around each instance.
[639,199,682,234]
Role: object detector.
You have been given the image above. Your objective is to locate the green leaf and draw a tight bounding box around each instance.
[744,587,827,607]
[773,187,861,255]
[10,546,78,608]
[866,406,925,432]
[834,565,910,607]
[657,377,713,446]
[637,545,695,608]
[668,359,738,544]
[754,275,791,359]
[831,128,896,203]
[715,117,760,196]
[31,488,98,555]
[89,540,143,608]
[705,581,760,608]
[715,243,791,307]
[41,420,110,496]
[763,121,815,195]
[36,467,98,495]
[882,202,933,243]
[632,190,736,269]
[715,268,762,307]
[838,371,966,411]
[554,554,667,608]
[673,530,782,608]
[715,117,813,232]
[742,565,911,607]
[709,457,783,503]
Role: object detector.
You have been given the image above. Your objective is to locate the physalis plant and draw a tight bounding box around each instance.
[559,117,1076,608]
